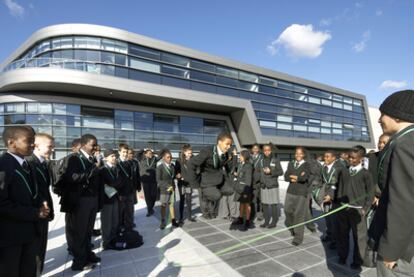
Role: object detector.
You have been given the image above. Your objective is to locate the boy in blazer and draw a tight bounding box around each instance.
[140,148,161,217]
[0,126,50,277]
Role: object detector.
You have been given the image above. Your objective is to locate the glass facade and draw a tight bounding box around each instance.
[2,35,370,142]
[0,102,228,159]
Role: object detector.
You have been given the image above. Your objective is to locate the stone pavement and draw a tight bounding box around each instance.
[42,187,378,277]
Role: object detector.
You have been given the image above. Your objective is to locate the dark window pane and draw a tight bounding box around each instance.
[190,60,215,73]
[161,53,189,67]
[161,65,189,78]
[216,76,238,87]
[115,66,128,78]
[219,87,239,97]
[67,105,80,116]
[190,82,217,93]
[53,115,67,126]
[128,45,160,60]
[162,76,190,89]
[190,70,215,83]
[129,69,161,84]
[4,114,26,124]
[134,112,153,122]
[115,54,127,66]
[101,65,115,76]
[101,51,115,63]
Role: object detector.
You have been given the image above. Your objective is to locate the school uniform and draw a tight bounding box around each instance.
[251,153,263,220]
[156,162,175,205]
[0,152,43,277]
[117,158,138,230]
[188,145,231,219]
[174,158,193,221]
[284,160,311,244]
[139,156,160,215]
[233,162,253,203]
[63,150,101,269]
[129,158,141,204]
[259,155,283,227]
[369,125,414,275]
[100,164,123,249]
[367,151,381,198]
[26,153,54,273]
[337,164,374,266]
[218,153,239,219]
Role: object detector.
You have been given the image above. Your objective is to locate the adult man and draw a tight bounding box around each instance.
[0,126,50,277]
[369,90,414,276]
[26,133,55,273]
[62,134,102,271]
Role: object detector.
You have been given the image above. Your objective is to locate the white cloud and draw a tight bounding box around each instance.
[376,10,383,16]
[320,18,332,27]
[267,24,332,59]
[3,0,24,18]
[380,80,408,90]
[352,30,371,53]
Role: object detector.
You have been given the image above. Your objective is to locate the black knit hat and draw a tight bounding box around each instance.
[379,90,414,122]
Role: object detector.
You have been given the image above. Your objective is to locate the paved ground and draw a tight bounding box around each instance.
[43,186,378,277]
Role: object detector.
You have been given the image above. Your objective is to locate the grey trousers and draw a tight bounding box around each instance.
[218,194,240,219]
[284,193,308,244]
[101,201,119,248]
[377,256,414,277]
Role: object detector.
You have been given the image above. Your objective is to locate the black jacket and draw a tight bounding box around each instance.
[284,160,310,196]
[188,146,232,188]
[60,152,101,213]
[175,158,191,188]
[139,156,160,184]
[251,154,263,190]
[26,154,54,221]
[367,152,381,197]
[234,162,253,196]
[100,165,124,204]
[0,153,43,247]
[322,160,344,200]
[129,159,142,191]
[259,155,283,189]
[369,125,414,262]
[156,162,175,194]
[117,159,139,196]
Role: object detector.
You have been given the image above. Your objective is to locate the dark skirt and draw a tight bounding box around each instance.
[234,186,253,203]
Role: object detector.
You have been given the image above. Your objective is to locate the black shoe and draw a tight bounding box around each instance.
[88,253,101,263]
[291,240,301,246]
[160,220,166,230]
[267,223,277,229]
[178,220,184,227]
[240,224,248,232]
[146,212,151,217]
[246,220,255,229]
[260,222,269,228]
[71,262,96,271]
[338,258,346,265]
[350,262,362,270]
[172,219,180,228]
[92,229,101,237]
[232,217,243,225]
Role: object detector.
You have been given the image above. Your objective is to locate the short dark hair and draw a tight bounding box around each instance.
[324,150,337,157]
[2,125,35,145]
[80,134,97,146]
[351,145,366,157]
[160,148,172,158]
[217,131,232,142]
[251,143,260,149]
[71,138,81,147]
[262,142,275,152]
[240,149,250,162]
[118,143,129,151]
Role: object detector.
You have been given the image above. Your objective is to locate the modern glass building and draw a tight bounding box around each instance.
[0,24,374,159]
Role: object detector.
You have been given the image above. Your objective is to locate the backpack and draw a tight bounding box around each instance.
[50,153,73,196]
[110,228,144,250]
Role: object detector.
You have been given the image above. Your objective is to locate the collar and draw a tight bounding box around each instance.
[163,161,171,167]
[295,160,305,166]
[34,153,45,164]
[80,149,91,160]
[389,124,414,144]
[349,163,362,172]
[119,157,127,162]
[106,162,115,168]
[216,145,224,157]
[7,151,25,166]
[324,162,335,172]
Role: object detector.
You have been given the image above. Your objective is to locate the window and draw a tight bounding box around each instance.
[277,115,292,123]
[333,94,343,102]
[37,40,51,53]
[74,37,101,49]
[259,120,276,128]
[321,128,331,134]
[332,102,343,109]
[277,123,292,130]
[308,96,321,104]
[259,76,277,87]
[333,129,343,134]
[309,127,320,133]
[190,60,215,73]
[354,99,362,106]
[238,81,258,92]
[161,65,189,78]
[101,52,115,64]
[216,76,238,87]
[321,99,332,106]
[239,71,258,83]
[321,121,331,127]
[129,44,160,60]
[190,70,215,83]
[154,114,179,132]
[101,65,115,76]
[344,104,353,111]
[115,67,128,78]
[277,81,293,91]
[161,53,189,67]
[130,58,160,73]
[216,66,238,79]
[308,119,321,125]
[332,123,342,128]
[293,125,307,131]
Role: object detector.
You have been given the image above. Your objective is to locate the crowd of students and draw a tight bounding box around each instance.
[0,89,413,277]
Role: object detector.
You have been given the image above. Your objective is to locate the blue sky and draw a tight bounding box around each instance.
[1,0,413,107]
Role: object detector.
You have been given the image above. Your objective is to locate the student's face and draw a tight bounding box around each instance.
[9,131,35,157]
[377,135,390,151]
[239,155,246,163]
[82,139,98,156]
[184,149,192,160]
[106,154,117,165]
[263,146,272,157]
[349,152,362,167]
[163,154,172,164]
[35,137,54,159]
[217,138,232,154]
[72,144,81,153]
[295,149,305,162]
[119,148,128,160]
[324,153,336,165]
[145,151,153,158]
[251,146,260,155]
[127,150,134,160]
[378,113,399,135]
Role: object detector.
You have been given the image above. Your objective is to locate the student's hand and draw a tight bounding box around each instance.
[383,259,397,270]
[323,195,332,203]
[372,196,380,206]
[39,202,50,219]
[289,175,298,182]
[263,167,271,174]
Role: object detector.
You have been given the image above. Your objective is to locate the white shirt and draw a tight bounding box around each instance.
[294,159,305,167]
[324,162,335,173]
[7,151,25,166]
[80,149,91,160]
[349,163,363,174]
[216,145,224,157]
